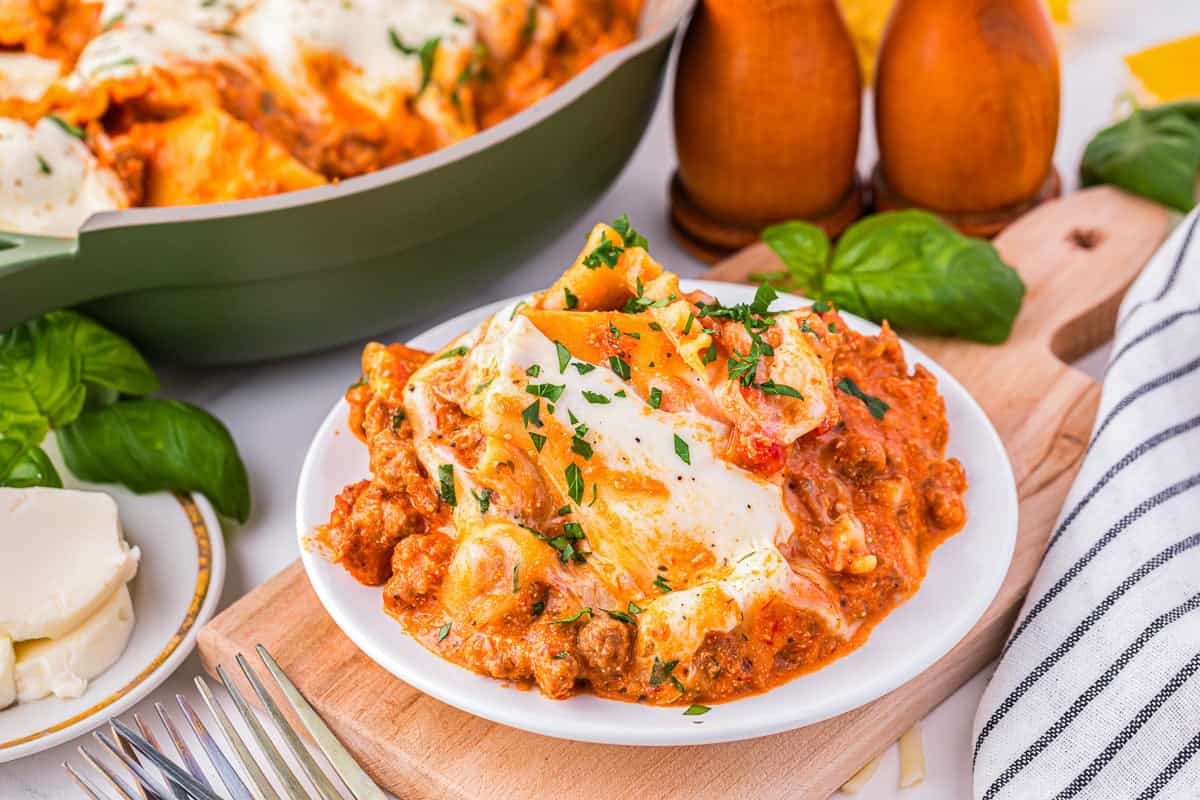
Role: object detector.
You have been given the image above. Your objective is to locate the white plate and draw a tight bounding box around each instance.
[0,443,226,762]
[297,281,1018,746]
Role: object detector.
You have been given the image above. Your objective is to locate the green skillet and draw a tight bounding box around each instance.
[0,0,692,364]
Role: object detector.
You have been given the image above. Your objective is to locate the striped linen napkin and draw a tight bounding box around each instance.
[971,207,1200,800]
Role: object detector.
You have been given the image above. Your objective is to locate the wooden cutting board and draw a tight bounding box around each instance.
[198,186,1170,799]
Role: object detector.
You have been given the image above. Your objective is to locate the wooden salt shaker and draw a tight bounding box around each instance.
[872,0,1061,237]
[670,0,865,262]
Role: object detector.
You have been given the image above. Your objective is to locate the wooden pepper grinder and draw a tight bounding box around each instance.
[671,0,865,262]
[872,0,1061,237]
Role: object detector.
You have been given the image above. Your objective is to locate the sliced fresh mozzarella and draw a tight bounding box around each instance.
[0,488,139,641]
[13,584,135,702]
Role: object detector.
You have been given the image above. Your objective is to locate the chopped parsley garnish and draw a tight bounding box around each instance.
[551,651,569,660]
[614,390,626,398]
[389,31,440,93]
[529,525,586,564]
[348,376,366,390]
[622,277,674,314]
[603,608,635,624]
[568,410,579,425]
[437,464,456,507]
[556,504,571,516]
[673,434,691,465]
[509,301,526,320]
[93,56,139,72]
[837,377,889,420]
[624,331,641,339]
[649,657,678,687]
[391,409,406,431]
[812,299,831,313]
[565,463,584,503]
[526,383,565,402]
[737,550,756,563]
[436,345,468,360]
[532,601,545,616]
[683,704,711,716]
[512,564,520,592]
[451,13,467,24]
[589,483,598,506]
[627,601,643,615]
[649,322,663,332]
[683,312,695,335]
[525,364,541,377]
[758,380,803,398]
[653,575,673,592]
[555,341,571,373]
[571,435,593,460]
[47,114,84,139]
[670,675,686,694]
[529,431,547,452]
[521,2,537,39]
[36,154,52,175]
[611,213,649,249]
[582,390,610,404]
[521,399,542,428]
[473,379,493,394]
[828,322,837,333]
[437,622,452,642]
[563,521,585,540]
[471,488,492,514]
[572,362,597,375]
[563,287,578,310]
[701,339,718,365]
[608,356,631,380]
[800,319,815,334]
[648,387,662,409]
[727,347,761,386]
[582,233,623,269]
[550,608,592,625]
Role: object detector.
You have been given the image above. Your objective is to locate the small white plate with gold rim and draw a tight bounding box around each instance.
[297,280,1017,746]
[0,442,225,763]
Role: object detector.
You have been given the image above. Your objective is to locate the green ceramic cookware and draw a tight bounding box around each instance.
[0,0,691,364]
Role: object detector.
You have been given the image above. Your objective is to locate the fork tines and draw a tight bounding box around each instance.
[62,645,387,800]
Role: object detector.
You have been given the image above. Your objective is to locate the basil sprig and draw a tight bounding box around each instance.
[1080,100,1200,213]
[0,310,251,521]
[758,211,1025,344]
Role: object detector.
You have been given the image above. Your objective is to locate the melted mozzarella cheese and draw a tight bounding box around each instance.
[98,0,252,33]
[0,118,128,237]
[235,0,475,114]
[67,20,246,89]
[405,308,846,664]
[0,53,62,101]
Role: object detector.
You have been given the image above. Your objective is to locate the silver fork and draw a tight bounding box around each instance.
[62,644,388,800]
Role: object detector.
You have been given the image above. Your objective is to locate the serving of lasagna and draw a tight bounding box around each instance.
[317,218,969,705]
[0,0,640,236]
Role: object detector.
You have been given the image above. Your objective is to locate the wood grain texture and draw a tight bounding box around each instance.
[199,186,1170,799]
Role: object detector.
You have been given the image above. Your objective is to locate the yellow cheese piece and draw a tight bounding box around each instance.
[1124,35,1200,104]
[1046,0,1071,24]
[837,0,896,83]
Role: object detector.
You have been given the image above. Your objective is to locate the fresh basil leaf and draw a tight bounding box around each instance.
[759,221,830,296]
[58,311,159,396]
[1080,104,1200,212]
[0,316,86,434]
[824,211,1025,344]
[56,399,251,522]
[0,438,62,488]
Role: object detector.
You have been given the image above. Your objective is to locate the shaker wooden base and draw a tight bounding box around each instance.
[871,165,1062,239]
[668,172,865,264]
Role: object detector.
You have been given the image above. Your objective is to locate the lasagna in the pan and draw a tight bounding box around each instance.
[0,0,640,235]
[318,218,969,704]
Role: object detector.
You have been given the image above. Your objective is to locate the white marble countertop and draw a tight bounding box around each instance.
[3,2,1195,797]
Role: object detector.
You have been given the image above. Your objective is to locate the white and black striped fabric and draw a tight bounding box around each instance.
[972,207,1200,800]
